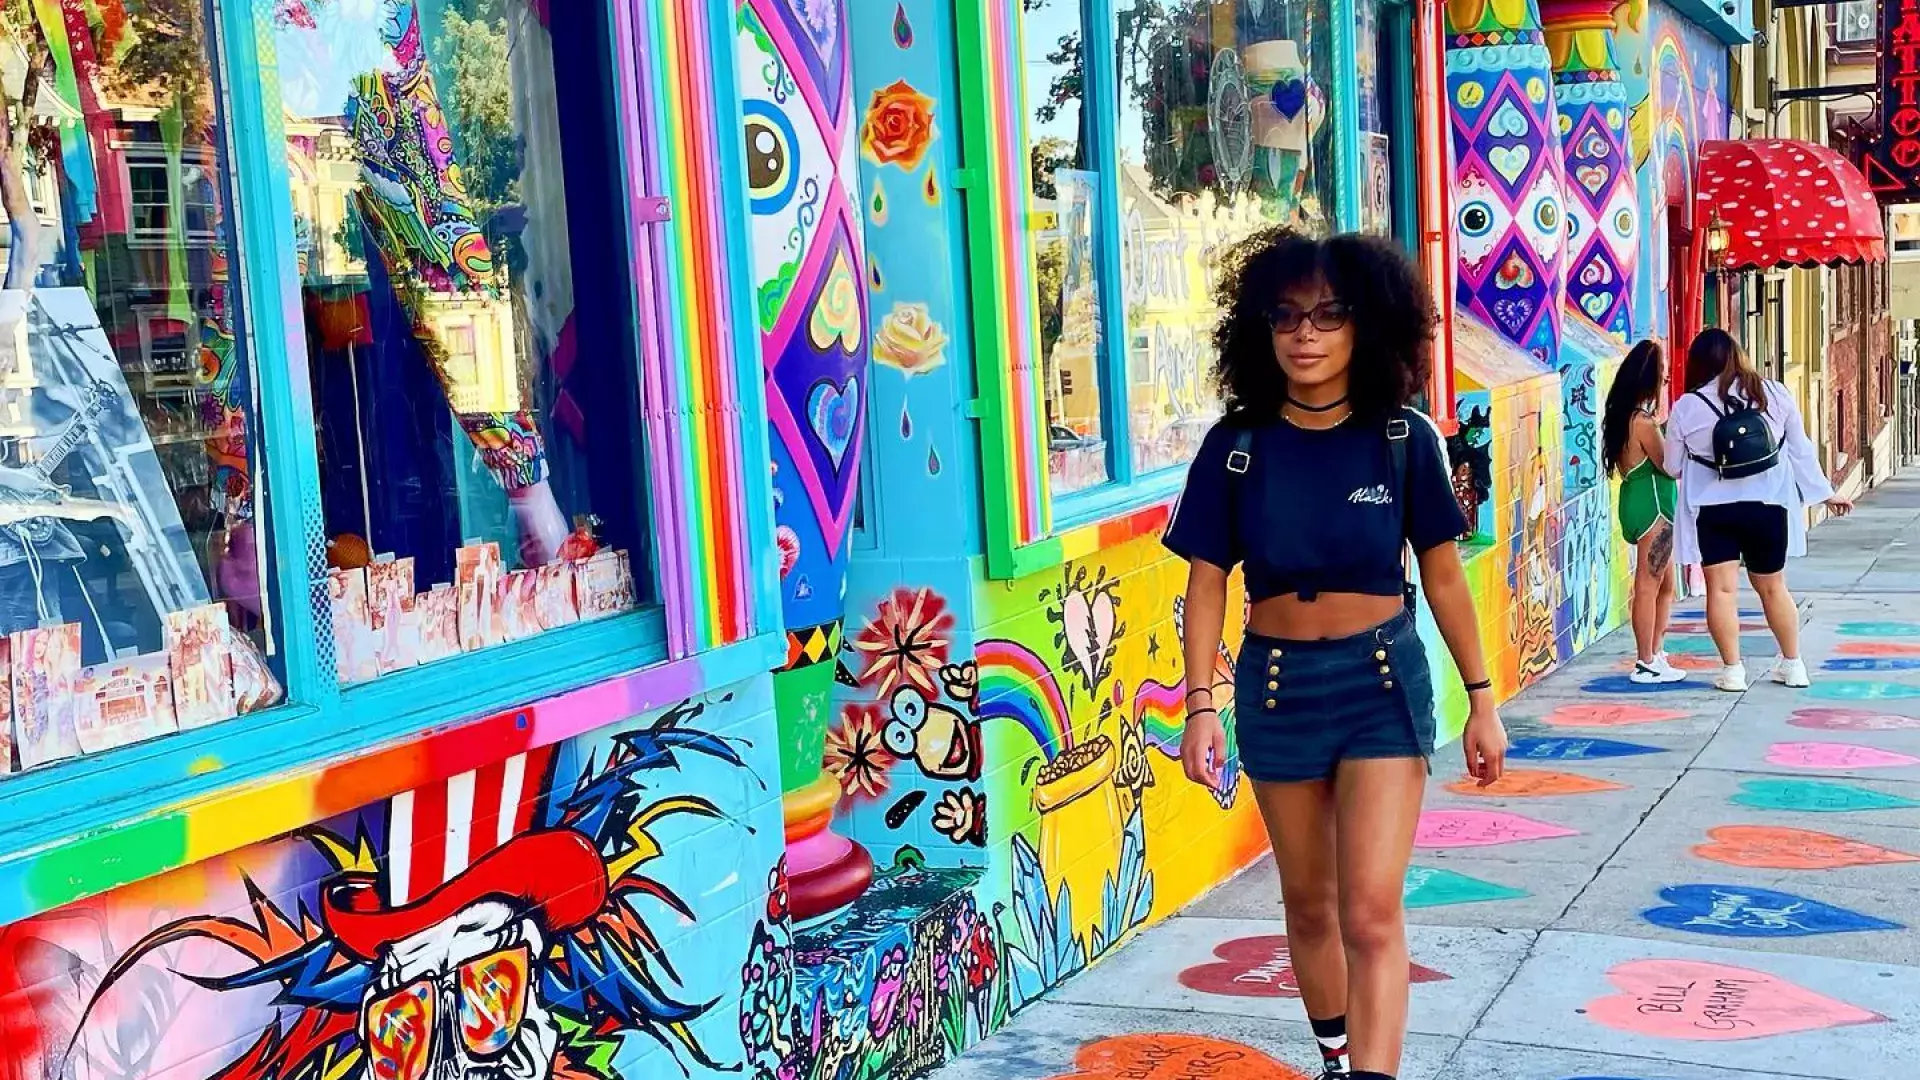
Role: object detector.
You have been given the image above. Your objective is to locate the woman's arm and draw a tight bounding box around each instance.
[1777,389,1840,508]
[1180,560,1231,787]
[1416,540,1506,784]
[1663,398,1695,478]
[1633,414,1674,476]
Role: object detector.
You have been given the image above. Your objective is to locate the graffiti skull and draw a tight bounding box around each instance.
[360,901,558,1080]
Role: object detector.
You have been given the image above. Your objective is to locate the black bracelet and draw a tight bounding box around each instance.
[1463,679,1493,694]
[1187,707,1218,722]
[1185,686,1213,701]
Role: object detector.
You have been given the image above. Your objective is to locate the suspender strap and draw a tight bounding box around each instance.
[1386,414,1416,613]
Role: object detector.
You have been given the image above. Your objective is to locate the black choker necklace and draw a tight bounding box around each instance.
[1286,395,1348,413]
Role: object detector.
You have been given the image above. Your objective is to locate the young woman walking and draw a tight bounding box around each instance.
[1665,328,1851,691]
[1166,230,1507,1080]
[1601,341,1684,683]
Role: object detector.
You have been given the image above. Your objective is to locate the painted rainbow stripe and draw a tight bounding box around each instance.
[977,638,1073,761]
[618,0,751,654]
[1135,670,1240,800]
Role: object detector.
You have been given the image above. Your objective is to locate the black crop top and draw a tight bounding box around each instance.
[1163,409,1467,603]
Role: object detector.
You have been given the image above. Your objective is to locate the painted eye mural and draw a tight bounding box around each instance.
[743,100,799,214]
[1455,171,1510,272]
[1517,168,1566,266]
[734,20,835,318]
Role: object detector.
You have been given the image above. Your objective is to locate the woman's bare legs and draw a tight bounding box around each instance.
[1703,561,1745,665]
[1749,569,1801,660]
[1335,756,1428,1075]
[1632,520,1676,662]
[1251,780,1346,1024]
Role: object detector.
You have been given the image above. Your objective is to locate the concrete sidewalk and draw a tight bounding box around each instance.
[935,477,1920,1080]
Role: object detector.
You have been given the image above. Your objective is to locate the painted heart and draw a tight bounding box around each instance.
[1403,865,1528,908]
[1581,293,1610,318]
[1643,884,1901,938]
[1824,658,1920,672]
[1488,144,1533,184]
[1060,587,1117,690]
[1806,681,1920,702]
[1044,1034,1310,1080]
[806,251,863,353]
[1578,257,1615,287]
[1732,779,1920,813]
[1579,675,1696,694]
[806,377,860,471]
[1444,768,1625,797]
[1585,958,1884,1040]
[1494,251,1537,290]
[1692,825,1920,870]
[1838,622,1920,637]
[1836,642,1920,657]
[1490,297,1535,336]
[1415,809,1577,848]
[1765,742,1920,769]
[1509,736,1663,760]
[1487,99,1530,138]
[1576,164,1610,194]
[1788,708,1920,732]
[1549,703,1688,727]
[1177,934,1449,999]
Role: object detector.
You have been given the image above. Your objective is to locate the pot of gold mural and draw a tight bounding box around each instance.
[1032,734,1127,950]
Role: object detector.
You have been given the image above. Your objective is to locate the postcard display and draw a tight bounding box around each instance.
[328,543,637,686]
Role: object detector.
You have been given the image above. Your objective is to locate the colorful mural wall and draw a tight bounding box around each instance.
[1617,0,1729,345]
[1544,0,1639,340]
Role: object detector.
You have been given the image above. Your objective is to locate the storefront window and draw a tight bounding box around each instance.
[1026,0,1110,496]
[0,1,283,776]
[273,0,649,684]
[1112,0,1335,476]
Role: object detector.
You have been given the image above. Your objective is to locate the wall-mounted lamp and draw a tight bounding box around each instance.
[1704,210,1732,272]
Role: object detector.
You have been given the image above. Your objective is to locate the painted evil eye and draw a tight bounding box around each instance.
[1533,198,1560,235]
[1613,206,1635,238]
[742,101,798,213]
[1459,200,1495,237]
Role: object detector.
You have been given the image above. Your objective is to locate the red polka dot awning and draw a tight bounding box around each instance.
[1694,139,1886,271]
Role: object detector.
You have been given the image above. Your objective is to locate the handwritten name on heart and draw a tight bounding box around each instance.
[1692,825,1920,870]
[1177,935,1450,999]
[1764,742,1920,770]
[1546,704,1688,728]
[1788,708,1920,732]
[1642,884,1901,938]
[1044,1034,1311,1080]
[1586,959,1884,1041]
[1416,809,1577,848]
[1732,778,1920,813]
[1444,768,1625,797]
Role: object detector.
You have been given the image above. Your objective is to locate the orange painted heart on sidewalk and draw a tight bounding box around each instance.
[1546,703,1689,727]
[1586,959,1884,1041]
[1043,1034,1311,1080]
[1836,642,1920,657]
[1444,768,1626,797]
[1692,825,1920,870]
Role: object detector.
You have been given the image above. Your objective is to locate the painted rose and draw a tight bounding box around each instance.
[861,79,936,170]
[872,302,950,375]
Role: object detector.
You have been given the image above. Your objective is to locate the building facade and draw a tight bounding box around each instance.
[0,3,1879,1080]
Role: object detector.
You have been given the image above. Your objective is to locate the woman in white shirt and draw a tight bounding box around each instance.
[1664,329,1851,692]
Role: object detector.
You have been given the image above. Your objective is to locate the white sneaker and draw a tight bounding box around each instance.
[1714,663,1749,693]
[1770,657,1811,688]
[1631,657,1687,684]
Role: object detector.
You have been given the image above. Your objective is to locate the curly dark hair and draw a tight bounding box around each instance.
[1210,228,1437,422]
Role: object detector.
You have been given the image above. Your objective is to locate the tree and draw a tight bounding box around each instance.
[0,2,53,290]
[438,8,525,275]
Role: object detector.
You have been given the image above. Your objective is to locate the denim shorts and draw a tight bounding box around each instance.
[1233,609,1437,783]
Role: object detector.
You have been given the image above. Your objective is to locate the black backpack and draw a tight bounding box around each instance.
[1227,411,1419,614]
[1687,389,1779,480]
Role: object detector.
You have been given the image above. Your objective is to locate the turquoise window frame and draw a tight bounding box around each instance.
[0,0,780,916]
[1040,0,1366,533]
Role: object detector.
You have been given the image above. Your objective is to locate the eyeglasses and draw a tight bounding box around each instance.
[1265,301,1351,334]
[363,944,532,1080]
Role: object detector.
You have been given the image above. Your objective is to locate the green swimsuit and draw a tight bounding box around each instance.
[1619,457,1677,543]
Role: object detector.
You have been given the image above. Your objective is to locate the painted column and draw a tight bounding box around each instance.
[1543,0,1637,339]
[1442,0,1568,366]
[734,0,874,920]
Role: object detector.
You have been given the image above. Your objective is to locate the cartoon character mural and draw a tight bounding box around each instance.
[1543,0,1638,340]
[1444,0,1568,367]
[735,0,878,919]
[0,698,759,1080]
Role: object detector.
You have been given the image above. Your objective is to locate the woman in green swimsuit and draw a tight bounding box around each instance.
[1603,340,1683,684]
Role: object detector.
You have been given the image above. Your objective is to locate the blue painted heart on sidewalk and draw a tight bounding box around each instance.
[1643,884,1901,938]
[1806,681,1920,701]
[1581,675,1695,694]
[1823,658,1920,672]
[1733,778,1920,813]
[1839,622,1920,637]
[1509,737,1663,760]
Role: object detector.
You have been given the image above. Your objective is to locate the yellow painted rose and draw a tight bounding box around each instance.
[872,302,950,375]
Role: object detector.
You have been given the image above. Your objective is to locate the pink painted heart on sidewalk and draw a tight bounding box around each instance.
[1586,959,1884,1041]
[1765,742,1920,769]
[1789,709,1920,732]
[1415,809,1577,848]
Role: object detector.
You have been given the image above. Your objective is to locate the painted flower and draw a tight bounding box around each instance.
[853,587,955,697]
[824,704,896,800]
[861,79,937,171]
[932,787,987,846]
[872,302,950,376]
